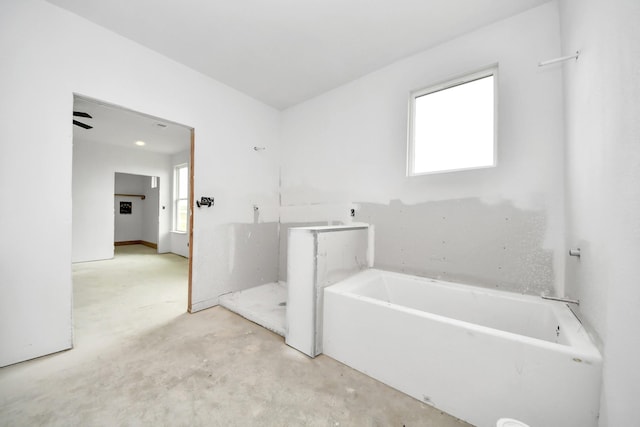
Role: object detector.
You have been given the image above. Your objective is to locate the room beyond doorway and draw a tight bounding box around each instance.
[71,94,194,312]
[114,172,161,251]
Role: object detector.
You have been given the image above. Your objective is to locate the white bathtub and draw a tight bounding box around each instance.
[322,269,602,427]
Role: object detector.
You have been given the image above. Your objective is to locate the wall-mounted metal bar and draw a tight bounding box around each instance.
[115,193,146,200]
[542,295,580,305]
[538,50,580,67]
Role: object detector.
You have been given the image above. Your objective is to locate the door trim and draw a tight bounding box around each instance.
[187,129,195,313]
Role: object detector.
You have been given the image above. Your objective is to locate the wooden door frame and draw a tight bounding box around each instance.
[187,129,195,313]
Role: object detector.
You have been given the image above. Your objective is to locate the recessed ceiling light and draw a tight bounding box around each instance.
[135,140,146,146]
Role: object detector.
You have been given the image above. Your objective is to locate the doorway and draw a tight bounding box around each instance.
[114,172,160,250]
[71,94,194,314]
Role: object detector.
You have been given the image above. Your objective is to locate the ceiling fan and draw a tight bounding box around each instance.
[73,111,93,129]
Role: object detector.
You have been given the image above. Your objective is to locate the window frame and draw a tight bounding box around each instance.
[407,65,498,176]
[173,163,189,233]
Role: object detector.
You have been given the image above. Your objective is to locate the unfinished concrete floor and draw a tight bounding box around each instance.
[0,245,471,426]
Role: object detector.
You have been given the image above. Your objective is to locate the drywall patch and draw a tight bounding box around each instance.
[205,222,279,297]
[357,198,554,294]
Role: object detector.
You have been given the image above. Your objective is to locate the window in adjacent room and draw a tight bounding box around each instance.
[408,66,497,175]
[173,164,188,233]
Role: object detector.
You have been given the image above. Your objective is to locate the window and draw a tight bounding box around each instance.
[173,164,189,232]
[408,67,497,175]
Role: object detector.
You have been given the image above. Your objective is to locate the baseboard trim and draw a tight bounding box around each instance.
[189,298,219,313]
[114,240,158,249]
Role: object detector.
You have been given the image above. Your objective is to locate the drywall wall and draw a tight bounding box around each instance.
[358,199,553,294]
[203,222,279,300]
[73,140,171,262]
[141,176,160,245]
[281,2,566,295]
[286,225,371,357]
[170,150,190,257]
[560,0,640,425]
[0,0,280,367]
[114,197,144,243]
[114,173,159,245]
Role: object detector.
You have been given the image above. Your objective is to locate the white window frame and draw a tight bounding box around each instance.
[407,65,498,176]
[173,163,189,233]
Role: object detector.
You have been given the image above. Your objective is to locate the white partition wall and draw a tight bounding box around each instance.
[285,224,372,357]
[0,0,281,367]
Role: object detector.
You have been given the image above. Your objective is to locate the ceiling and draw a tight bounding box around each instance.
[73,96,191,155]
[49,0,552,110]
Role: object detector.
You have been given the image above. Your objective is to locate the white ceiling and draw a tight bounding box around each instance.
[73,96,191,155]
[49,0,552,110]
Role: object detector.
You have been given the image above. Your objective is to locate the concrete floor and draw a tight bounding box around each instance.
[0,245,471,426]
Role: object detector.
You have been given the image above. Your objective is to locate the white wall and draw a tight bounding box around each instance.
[560,0,640,425]
[73,140,171,261]
[114,174,137,243]
[114,173,159,245]
[141,176,160,245]
[170,150,190,258]
[281,2,566,296]
[0,0,280,367]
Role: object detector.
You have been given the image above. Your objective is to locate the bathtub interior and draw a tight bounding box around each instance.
[333,269,578,346]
